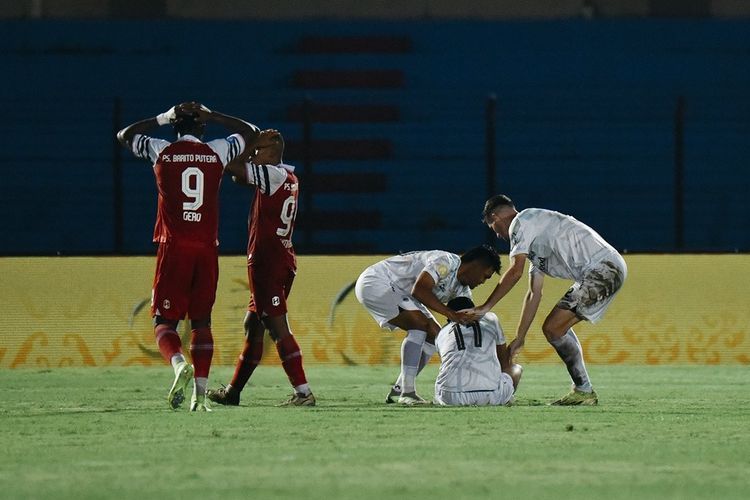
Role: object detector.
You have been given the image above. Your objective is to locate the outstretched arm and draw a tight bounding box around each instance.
[508,270,544,357]
[464,254,527,320]
[411,271,471,324]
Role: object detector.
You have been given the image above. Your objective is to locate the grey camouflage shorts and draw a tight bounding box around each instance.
[557,260,626,324]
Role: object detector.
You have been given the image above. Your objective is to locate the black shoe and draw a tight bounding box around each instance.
[206,385,240,406]
[385,385,401,404]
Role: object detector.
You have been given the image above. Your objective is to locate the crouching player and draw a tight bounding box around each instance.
[434,297,522,406]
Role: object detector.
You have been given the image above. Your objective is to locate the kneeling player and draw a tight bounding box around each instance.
[434,297,522,406]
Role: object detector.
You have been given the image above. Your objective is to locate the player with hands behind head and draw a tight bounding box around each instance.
[208,128,316,407]
[117,102,259,411]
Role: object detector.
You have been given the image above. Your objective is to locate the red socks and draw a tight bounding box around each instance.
[155,324,182,363]
[229,337,264,391]
[189,327,214,378]
[275,334,308,387]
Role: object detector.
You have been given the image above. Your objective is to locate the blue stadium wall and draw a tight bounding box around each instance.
[1,19,749,255]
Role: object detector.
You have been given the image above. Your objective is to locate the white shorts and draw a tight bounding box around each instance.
[354,268,435,331]
[557,255,627,324]
[434,373,515,406]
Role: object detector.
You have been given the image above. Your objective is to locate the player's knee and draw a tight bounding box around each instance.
[509,363,523,389]
[541,320,564,341]
[191,317,211,329]
[153,315,178,329]
[243,313,258,332]
[262,315,291,342]
[243,313,264,339]
[268,325,291,343]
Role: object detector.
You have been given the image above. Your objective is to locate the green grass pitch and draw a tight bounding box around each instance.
[1,365,748,499]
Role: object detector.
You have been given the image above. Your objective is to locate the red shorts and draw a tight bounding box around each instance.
[247,264,295,317]
[151,241,219,322]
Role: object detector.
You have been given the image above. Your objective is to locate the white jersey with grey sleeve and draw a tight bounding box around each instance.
[435,312,505,393]
[508,208,624,282]
[370,250,470,303]
[354,250,472,330]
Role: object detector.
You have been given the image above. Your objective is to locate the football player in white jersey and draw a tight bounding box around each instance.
[355,246,501,405]
[468,195,627,405]
[434,296,522,406]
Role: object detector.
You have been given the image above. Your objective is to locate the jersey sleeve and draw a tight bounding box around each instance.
[509,213,532,258]
[422,252,454,284]
[206,133,246,166]
[132,134,169,164]
[244,163,290,195]
[483,312,506,345]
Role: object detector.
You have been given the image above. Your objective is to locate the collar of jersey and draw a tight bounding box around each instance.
[176,134,202,143]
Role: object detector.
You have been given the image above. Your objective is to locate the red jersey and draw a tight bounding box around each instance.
[132,133,245,246]
[244,162,298,270]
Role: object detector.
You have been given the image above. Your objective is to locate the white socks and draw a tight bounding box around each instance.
[294,383,311,396]
[170,353,186,374]
[395,332,437,394]
[549,329,592,392]
[419,342,437,372]
[194,377,208,397]
[399,330,427,393]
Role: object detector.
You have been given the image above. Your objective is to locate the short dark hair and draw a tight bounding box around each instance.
[173,114,205,138]
[447,296,475,312]
[482,194,515,222]
[460,244,501,274]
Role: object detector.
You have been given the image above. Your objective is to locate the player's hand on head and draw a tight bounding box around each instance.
[175,102,212,122]
[156,105,177,125]
[450,310,474,325]
[257,129,281,146]
[460,307,485,322]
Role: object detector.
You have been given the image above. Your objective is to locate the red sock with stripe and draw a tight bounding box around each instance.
[190,327,214,380]
[275,334,308,390]
[229,336,264,392]
[155,324,182,364]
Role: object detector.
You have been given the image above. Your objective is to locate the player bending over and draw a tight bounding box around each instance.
[468,194,627,405]
[355,246,500,405]
[434,296,522,406]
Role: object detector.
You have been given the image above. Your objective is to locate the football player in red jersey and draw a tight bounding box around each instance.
[208,129,315,406]
[117,102,259,411]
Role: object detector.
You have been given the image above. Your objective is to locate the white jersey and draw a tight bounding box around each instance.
[509,208,621,282]
[435,312,505,392]
[367,250,471,303]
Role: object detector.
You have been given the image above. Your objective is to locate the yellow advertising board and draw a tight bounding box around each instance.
[0,255,748,368]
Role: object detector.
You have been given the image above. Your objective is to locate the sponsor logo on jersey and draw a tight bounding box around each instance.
[170,154,218,163]
[528,250,547,272]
